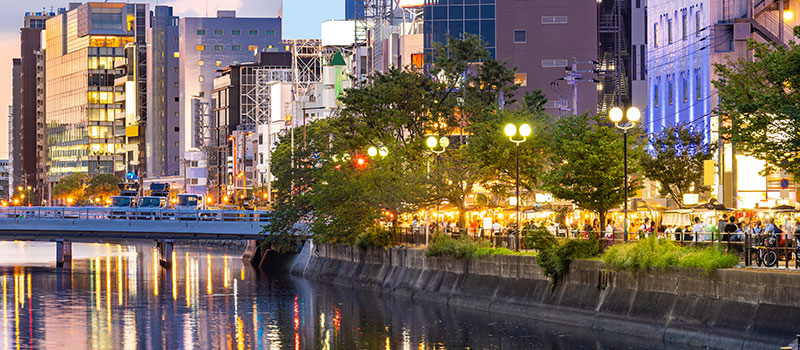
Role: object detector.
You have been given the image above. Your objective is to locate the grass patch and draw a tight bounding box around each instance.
[603,236,739,273]
[425,234,534,259]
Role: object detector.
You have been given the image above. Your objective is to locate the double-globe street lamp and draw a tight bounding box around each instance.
[426,136,450,242]
[504,123,532,252]
[608,106,641,242]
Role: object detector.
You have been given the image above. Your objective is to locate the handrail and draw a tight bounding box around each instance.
[0,206,272,223]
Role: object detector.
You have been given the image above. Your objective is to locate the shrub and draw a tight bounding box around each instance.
[525,227,600,285]
[425,234,532,260]
[355,227,393,250]
[603,236,738,273]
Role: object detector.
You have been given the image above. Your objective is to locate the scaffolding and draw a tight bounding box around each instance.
[353,0,403,77]
[239,66,292,129]
[597,0,631,114]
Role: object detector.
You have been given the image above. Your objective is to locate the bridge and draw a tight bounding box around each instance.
[0,206,271,267]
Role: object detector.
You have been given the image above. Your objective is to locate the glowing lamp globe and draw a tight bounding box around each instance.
[368,146,378,157]
[519,124,532,137]
[378,146,389,157]
[626,107,641,123]
[609,107,624,123]
[504,124,517,137]
[439,137,450,148]
[426,136,438,148]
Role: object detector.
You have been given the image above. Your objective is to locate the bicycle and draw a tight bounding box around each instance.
[754,235,779,267]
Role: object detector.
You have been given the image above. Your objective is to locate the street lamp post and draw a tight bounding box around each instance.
[608,106,641,242]
[504,123,532,252]
[426,136,450,243]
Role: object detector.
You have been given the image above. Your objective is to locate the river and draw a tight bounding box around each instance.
[0,241,706,349]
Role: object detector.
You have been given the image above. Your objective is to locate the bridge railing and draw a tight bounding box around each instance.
[0,206,271,223]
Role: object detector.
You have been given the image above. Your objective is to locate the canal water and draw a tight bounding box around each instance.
[0,241,707,349]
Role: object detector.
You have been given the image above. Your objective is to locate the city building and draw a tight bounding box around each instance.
[646,0,797,209]
[44,2,149,190]
[178,10,283,174]
[146,6,181,179]
[422,0,599,114]
[19,11,55,205]
[0,159,8,200]
[10,59,21,198]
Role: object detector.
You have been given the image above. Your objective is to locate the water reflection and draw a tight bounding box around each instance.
[0,241,703,349]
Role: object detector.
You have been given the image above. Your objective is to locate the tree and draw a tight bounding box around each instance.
[640,125,716,207]
[52,173,89,202]
[85,174,121,201]
[714,30,800,178]
[541,113,643,230]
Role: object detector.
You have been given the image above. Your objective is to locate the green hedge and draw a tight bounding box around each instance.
[425,234,527,260]
[603,236,739,273]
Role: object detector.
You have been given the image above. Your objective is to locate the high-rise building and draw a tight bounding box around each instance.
[178,11,282,175]
[421,0,598,114]
[146,6,181,178]
[44,2,149,189]
[10,58,21,197]
[20,11,56,204]
[0,159,9,201]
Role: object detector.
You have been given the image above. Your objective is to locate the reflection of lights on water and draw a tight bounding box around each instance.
[2,275,6,350]
[95,259,101,311]
[294,295,300,350]
[240,268,245,281]
[206,254,212,295]
[117,254,123,306]
[333,307,341,332]
[106,256,111,327]
[185,252,191,307]
[386,337,390,350]
[252,302,258,348]
[152,248,159,296]
[402,328,411,350]
[223,256,229,288]
[236,317,245,350]
[172,251,177,301]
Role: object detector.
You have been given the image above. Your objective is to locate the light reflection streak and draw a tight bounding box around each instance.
[223,256,229,288]
[185,252,191,307]
[95,259,101,311]
[293,295,300,350]
[106,256,111,331]
[206,254,212,295]
[117,251,123,306]
[152,248,159,296]
[2,275,7,350]
[172,251,177,301]
[236,317,244,350]
[252,302,258,349]
[14,272,19,350]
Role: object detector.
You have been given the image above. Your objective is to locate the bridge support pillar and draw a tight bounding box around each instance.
[158,240,174,268]
[56,240,72,268]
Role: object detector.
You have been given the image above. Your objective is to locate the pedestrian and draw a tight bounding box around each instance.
[691,217,704,242]
[604,219,615,239]
[412,216,419,234]
[723,216,738,242]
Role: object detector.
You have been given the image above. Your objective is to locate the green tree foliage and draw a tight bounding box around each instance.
[541,113,643,229]
[714,30,800,178]
[85,174,121,200]
[640,125,716,207]
[52,173,89,201]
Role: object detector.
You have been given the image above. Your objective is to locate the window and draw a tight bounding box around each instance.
[514,73,527,87]
[682,14,688,39]
[696,72,702,100]
[668,80,674,105]
[696,11,702,36]
[541,59,569,68]
[248,30,258,36]
[654,24,659,47]
[196,45,205,51]
[173,52,179,58]
[654,84,660,107]
[411,53,424,68]
[198,75,204,82]
[513,29,527,43]
[265,30,275,36]
[174,67,179,73]
[198,60,204,66]
[541,16,568,24]
[232,30,240,35]
[232,45,241,51]
[214,45,223,51]
[248,45,258,51]
[682,77,688,102]
[173,82,179,88]
[174,112,180,118]
[215,60,222,67]
[214,29,223,35]
[174,97,179,102]
[668,19,673,44]
[197,29,206,35]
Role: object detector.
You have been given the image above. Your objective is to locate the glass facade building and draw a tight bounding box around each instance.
[423,0,496,58]
[45,3,148,181]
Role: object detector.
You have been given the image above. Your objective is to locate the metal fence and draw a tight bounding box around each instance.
[0,206,271,223]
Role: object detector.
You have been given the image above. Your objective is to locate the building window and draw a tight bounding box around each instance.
[682,14,688,39]
[696,72,702,100]
[513,29,527,43]
[682,77,688,102]
[173,52,179,58]
[514,73,527,87]
[232,30,241,35]
[411,53,424,68]
[668,80,674,105]
[214,29,223,35]
[541,16,568,24]
[197,29,206,35]
[541,59,569,68]
[265,30,275,36]
[696,11,702,36]
[215,60,222,67]
[654,83,660,107]
[248,45,258,51]
[668,19,673,44]
[198,60,204,66]
[199,75,204,82]
[196,45,205,51]
[654,24,659,47]
[248,30,258,36]
[232,45,241,51]
[174,112,179,118]
[174,97,179,102]
[173,82,179,88]
[214,45,223,51]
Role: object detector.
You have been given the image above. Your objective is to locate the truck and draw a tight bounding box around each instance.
[109,182,139,219]
[137,183,171,219]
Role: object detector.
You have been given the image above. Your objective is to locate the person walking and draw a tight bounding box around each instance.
[691,217,704,242]
[605,219,615,240]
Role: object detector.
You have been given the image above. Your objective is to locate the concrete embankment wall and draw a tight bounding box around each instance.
[300,244,800,349]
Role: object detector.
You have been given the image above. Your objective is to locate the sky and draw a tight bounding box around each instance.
[0,0,344,160]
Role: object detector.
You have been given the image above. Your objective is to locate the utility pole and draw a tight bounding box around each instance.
[563,58,600,116]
